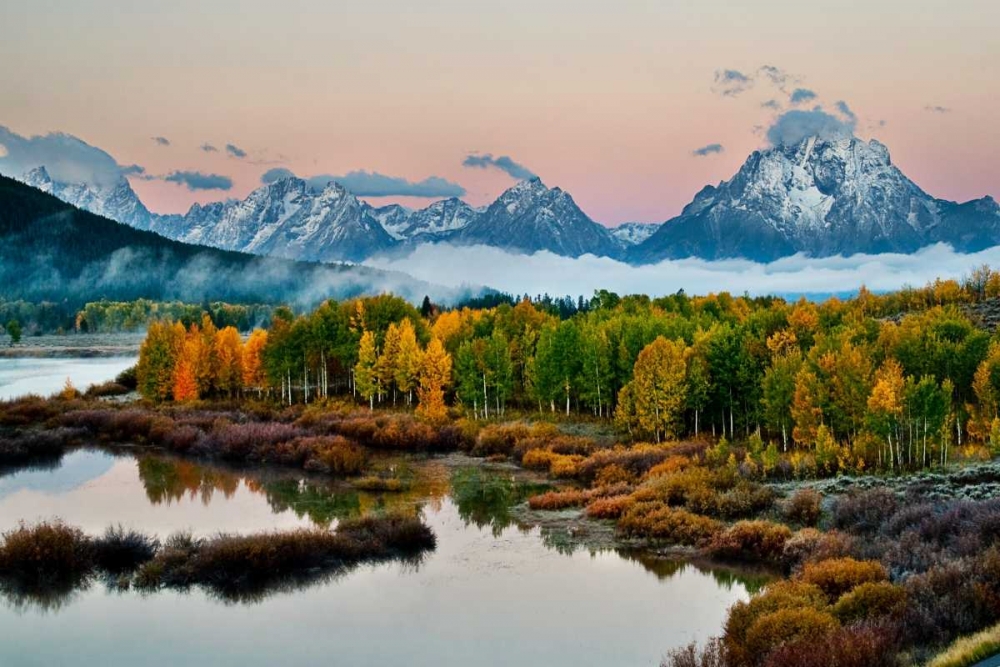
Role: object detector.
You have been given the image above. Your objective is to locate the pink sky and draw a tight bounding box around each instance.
[1,0,997,224]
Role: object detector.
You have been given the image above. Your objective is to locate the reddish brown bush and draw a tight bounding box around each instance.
[784,488,823,527]
[781,528,855,570]
[708,520,792,563]
[744,607,839,664]
[762,621,901,667]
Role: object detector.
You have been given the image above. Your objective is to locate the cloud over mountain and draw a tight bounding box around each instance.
[259,167,465,197]
[692,144,724,157]
[0,125,128,187]
[164,170,233,191]
[462,153,536,180]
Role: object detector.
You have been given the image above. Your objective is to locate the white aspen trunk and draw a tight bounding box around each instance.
[482,373,489,419]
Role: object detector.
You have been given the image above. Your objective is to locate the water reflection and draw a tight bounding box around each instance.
[0,448,755,667]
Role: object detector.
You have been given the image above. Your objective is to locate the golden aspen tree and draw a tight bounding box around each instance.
[355,330,378,410]
[378,322,401,403]
[242,329,268,393]
[416,337,452,422]
[214,326,244,397]
[395,318,423,405]
[791,368,824,447]
[867,359,905,469]
[616,336,687,443]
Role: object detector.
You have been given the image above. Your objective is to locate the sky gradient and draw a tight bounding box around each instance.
[1,0,997,224]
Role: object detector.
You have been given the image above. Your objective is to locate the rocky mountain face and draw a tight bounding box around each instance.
[367,197,479,242]
[453,177,620,257]
[22,166,155,231]
[610,222,659,247]
[630,136,1000,263]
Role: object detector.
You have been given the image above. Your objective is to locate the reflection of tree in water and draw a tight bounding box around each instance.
[134,453,452,527]
[137,456,239,505]
[0,575,87,614]
[450,467,550,537]
[256,479,361,526]
[617,550,773,594]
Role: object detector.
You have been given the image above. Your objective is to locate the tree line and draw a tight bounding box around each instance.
[136,267,1000,473]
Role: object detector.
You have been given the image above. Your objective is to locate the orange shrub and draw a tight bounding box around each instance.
[521,448,558,470]
[708,520,792,563]
[800,558,887,602]
[724,580,830,666]
[528,489,589,510]
[585,495,635,519]
[645,455,692,479]
[618,502,721,545]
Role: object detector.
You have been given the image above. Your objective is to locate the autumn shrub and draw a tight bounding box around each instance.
[0,395,63,427]
[92,525,159,574]
[303,436,366,475]
[0,427,78,465]
[136,514,435,593]
[521,448,558,471]
[576,444,673,484]
[707,520,792,563]
[586,495,635,519]
[743,607,839,664]
[645,455,692,479]
[832,488,898,535]
[661,638,728,667]
[528,489,589,510]
[472,422,533,457]
[209,421,303,460]
[831,581,907,624]
[617,502,721,545]
[0,521,94,583]
[724,580,830,666]
[84,381,131,398]
[783,488,823,527]
[902,547,1000,644]
[762,621,901,667]
[781,528,855,570]
[631,467,716,505]
[689,482,775,519]
[799,558,887,601]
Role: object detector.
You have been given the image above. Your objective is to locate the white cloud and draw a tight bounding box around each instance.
[366,243,1000,298]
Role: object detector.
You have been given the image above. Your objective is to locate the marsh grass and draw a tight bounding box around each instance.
[928,621,1000,667]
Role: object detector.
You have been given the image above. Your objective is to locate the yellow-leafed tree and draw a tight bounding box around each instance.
[242,329,268,393]
[214,326,244,397]
[355,330,378,410]
[615,336,687,443]
[395,318,423,405]
[416,337,452,423]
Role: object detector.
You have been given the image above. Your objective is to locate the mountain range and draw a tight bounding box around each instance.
[17,135,1000,266]
[0,174,460,306]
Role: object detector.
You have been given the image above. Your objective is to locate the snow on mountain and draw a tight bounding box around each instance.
[610,222,659,246]
[630,136,1000,263]
[367,198,478,242]
[454,177,619,258]
[21,166,155,231]
[181,178,396,263]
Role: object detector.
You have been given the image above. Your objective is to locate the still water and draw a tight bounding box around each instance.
[0,449,756,667]
[0,357,136,400]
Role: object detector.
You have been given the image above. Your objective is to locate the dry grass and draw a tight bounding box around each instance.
[928,622,1000,667]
